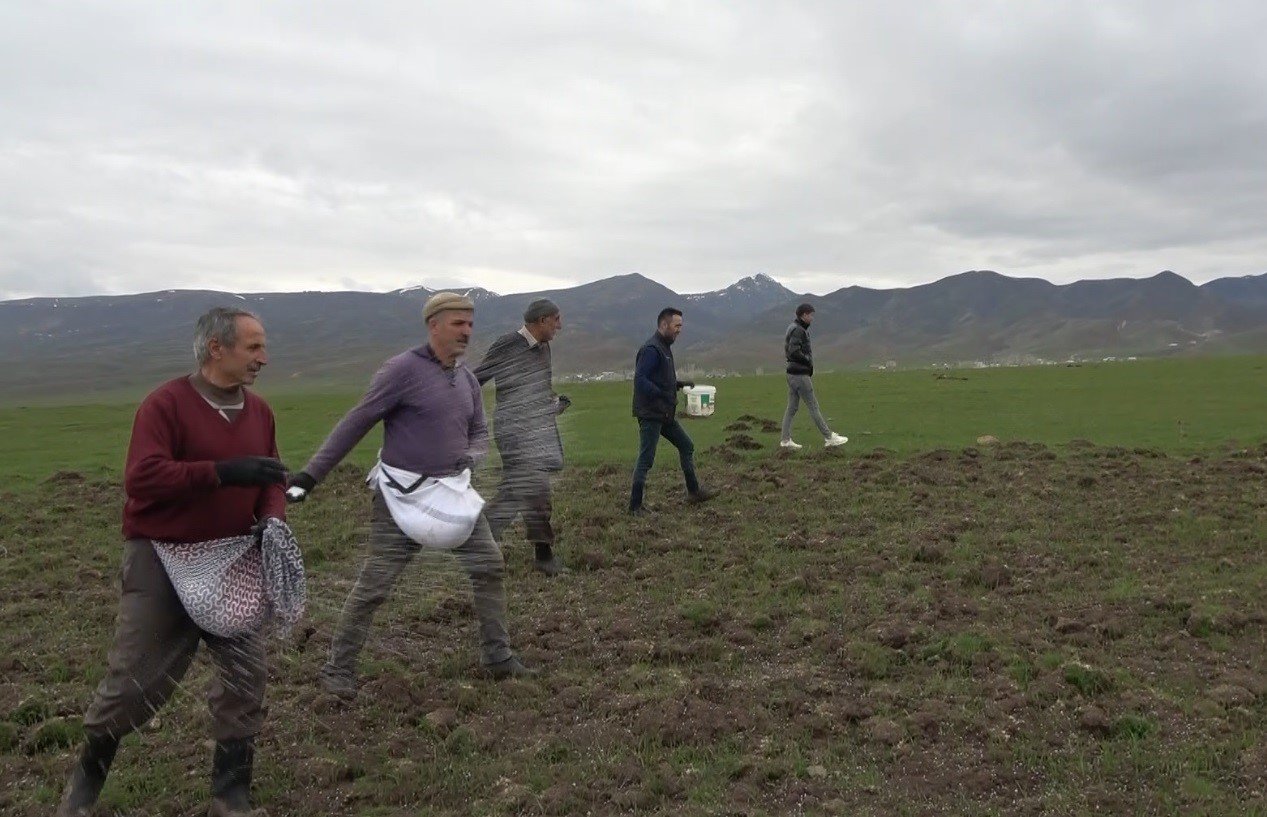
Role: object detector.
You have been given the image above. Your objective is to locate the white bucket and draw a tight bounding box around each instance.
[684,384,716,417]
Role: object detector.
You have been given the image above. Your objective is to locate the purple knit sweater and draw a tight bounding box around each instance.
[302,345,488,483]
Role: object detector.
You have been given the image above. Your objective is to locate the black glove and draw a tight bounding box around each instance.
[285,471,317,503]
[556,394,572,414]
[251,516,284,541]
[677,380,696,390]
[455,455,474,473]
[215,457,287,487]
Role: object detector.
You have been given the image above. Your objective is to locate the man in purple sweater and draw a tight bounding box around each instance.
[288,292,533,696]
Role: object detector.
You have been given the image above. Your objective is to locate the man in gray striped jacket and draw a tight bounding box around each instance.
[475,298,569,576]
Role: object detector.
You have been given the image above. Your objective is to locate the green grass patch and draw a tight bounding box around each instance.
[4,356,1267,490]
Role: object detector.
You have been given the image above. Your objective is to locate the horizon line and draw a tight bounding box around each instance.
[2,267,1263,305]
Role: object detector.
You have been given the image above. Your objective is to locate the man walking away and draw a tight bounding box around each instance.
[781,303,848,450]
[628,307,719,515]
[475,298,569,576]
[57,307,286,817]
[287,292,533,699]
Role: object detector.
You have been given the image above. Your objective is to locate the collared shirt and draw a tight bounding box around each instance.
[517,325,539,348]
[188,372,245,422]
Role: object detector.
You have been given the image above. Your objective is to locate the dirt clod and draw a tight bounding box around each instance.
[1209,685,1255,708]
[725,434,763,451]
[1077,706,1111,735]
[873,624,911,649]
[425,708,459,734]
[864,717,904,746]
[1054,617,1083,635]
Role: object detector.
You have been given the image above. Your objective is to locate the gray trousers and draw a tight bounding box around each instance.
[781,373,832,440]
[83,539,267,742]
[323,490,512,678]
[485,466,555,548]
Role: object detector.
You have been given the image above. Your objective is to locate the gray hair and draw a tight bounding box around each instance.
[193,307,259,365]
[523,298,560,324]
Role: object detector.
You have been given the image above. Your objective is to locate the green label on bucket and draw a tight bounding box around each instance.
[701,395,710,405]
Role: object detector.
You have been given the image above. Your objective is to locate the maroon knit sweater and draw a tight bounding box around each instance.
[122,377,286,542]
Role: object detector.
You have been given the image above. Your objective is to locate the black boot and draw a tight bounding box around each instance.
[208,737,266,816]
[532,543,565,576]
[628,480,646,514]
[56,733,119,816]
[687,486,719,504]
[487,655,539,680]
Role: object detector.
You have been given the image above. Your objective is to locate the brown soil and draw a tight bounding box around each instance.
[3,443,1266,815]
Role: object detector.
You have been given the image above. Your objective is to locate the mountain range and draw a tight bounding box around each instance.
[3,270,1267,398]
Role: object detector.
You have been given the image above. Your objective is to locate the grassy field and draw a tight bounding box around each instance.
[3,356,1266,491]
[2,357,1267,815]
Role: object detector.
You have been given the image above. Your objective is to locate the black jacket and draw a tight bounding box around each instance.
[632,332,681,421]
[785,319,813,376]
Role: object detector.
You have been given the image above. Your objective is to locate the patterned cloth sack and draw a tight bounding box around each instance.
[153,517,307,638]
[368,460,485,550]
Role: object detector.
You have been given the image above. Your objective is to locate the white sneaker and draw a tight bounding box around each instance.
[824,432,848,447]
[779,439,803,450]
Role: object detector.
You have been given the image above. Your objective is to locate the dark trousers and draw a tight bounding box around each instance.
[323,490,512,680]
[629,417,700,510]
[83,539,267,743]
[485,466,555,552]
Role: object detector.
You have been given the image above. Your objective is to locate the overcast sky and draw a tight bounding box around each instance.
[2,1,1265,300]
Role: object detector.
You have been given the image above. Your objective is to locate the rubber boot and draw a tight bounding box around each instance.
[208,737,267,816]
[533,543,565,576]
[55,733,119,817]
[628,480,646,514]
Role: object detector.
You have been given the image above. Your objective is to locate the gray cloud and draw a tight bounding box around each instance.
[2,0,1265,300]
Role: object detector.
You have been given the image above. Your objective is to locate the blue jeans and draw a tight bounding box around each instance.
[629,417,700,510]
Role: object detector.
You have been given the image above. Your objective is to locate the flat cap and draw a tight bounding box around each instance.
[423,291,476,322]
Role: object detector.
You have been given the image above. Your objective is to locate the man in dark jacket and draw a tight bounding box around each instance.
[781,303,848,450]
[475,298,569,576]
[628,307,718,514]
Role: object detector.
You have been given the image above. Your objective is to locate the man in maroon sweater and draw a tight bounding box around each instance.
[57,307,287,817]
